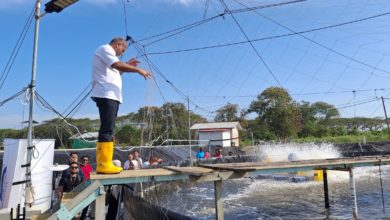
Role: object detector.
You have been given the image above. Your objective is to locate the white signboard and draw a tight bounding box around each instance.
[0,139,55,213]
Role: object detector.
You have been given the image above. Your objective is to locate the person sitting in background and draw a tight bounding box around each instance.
[123,153,135,170]
[204,150,210,159]
[132,150,143,169]
[80,155,93,180]
[61,152,85,179]
[214,148,223,159]
[196,147,205,159]
[58,162,87,220]
[149,156,163,167]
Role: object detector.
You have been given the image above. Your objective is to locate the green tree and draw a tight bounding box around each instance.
[298,101,340,137]
[214,103,240,122]
[248,87,302,139]
[115,125,141,146]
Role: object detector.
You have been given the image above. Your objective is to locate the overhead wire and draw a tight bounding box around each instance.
[145,10,390,73]
[136,0,306,44]
[0,4,35,92]
[232,0,390,76]
[130,39,214,115]
[219,0,282,87]
[62,82,92,117]
[0,87,29,108]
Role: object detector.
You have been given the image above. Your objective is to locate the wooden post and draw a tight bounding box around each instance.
[95,187,105,220]
[349,168,358,219]
[323,170,330,209]
[381,97,390,137]
[214,180,224,220]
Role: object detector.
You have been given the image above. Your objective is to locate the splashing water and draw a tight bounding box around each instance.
[255,142,341,162]
[152,143,390,219]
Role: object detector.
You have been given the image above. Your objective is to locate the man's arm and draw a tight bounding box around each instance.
[111,61,152,79]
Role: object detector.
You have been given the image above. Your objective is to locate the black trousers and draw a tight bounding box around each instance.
[92,97,119,142]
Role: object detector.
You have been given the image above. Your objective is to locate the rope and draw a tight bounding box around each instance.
[0,87,29,108]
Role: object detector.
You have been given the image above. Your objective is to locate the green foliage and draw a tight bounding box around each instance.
[214,103,240,122]
[296,131,390,144]
[1,87,388,147]
[115,102,206,146]
[248,87,303,139]
[115,125,141,146]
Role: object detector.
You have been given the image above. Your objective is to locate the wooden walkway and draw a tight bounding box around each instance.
[41,155,390,220]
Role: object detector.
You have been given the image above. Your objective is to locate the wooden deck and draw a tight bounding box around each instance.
[43,155,390,220]
[200,155,390,173]
[88,155,390,184]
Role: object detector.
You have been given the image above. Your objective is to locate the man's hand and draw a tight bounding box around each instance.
[139,69,152,80]
[127,58,140,67]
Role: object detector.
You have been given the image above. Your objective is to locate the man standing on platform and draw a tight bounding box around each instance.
[91,37,152,174]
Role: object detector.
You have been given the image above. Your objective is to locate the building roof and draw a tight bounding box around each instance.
[69,132,99,140]
[190,122,242,130]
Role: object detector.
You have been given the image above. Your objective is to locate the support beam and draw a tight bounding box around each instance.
[95,188,106,220]
[323,170,330,209]
[214,180,224,220]
[349,168,358,219]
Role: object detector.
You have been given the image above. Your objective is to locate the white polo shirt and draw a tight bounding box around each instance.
[91,44,123,103]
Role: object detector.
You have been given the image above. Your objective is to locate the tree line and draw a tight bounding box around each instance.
[0,87,387,148]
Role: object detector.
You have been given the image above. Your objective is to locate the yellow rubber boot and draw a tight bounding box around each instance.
[96,142,123,174]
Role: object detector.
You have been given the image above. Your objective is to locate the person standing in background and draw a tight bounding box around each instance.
[80,155,93,180]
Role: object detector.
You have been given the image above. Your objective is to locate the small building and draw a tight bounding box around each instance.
[190,122,242,147]
[69,132,98,149]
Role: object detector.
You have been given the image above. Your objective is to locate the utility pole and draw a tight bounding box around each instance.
[381,97,390,137]
[188,96,192,166]
[25,0,42,206]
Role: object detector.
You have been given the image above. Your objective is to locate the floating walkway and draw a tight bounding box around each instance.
[38,155,390,220]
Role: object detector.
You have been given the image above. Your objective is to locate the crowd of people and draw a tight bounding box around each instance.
[196,146,236,159]
[55,150,164,219]
[55,146,234,218]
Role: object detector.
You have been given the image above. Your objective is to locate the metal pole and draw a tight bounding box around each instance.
[188,96,192,166]
[323,170,330,209]
[25,0,41,207]
[349,168,358,219]
[381,97,390,136]
[251,132,256,156]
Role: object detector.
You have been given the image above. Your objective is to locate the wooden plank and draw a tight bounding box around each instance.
[200,156,390,172]
[95,190,105,220]
[90,168,177,180]
[65,180,102,210]
[164,166,214,176]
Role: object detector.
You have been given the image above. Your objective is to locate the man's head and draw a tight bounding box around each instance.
[81,155,88,165]
[69,152,78,163]
[110,37,127,56]
[199,147,203,152]
[69,162,79,174]
[127,153,133,160]
[133,150,139,159]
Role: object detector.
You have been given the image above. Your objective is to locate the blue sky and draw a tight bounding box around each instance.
[0,0,390,129]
